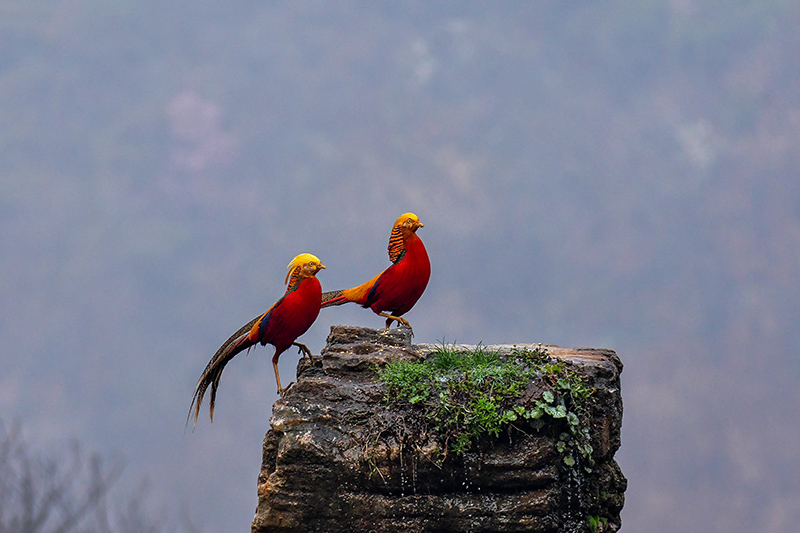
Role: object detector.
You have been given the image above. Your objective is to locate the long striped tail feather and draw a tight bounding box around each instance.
[187,316,259,429]
[320,289,349,308]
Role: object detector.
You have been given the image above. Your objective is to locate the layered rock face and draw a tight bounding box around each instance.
[252,326,626,533]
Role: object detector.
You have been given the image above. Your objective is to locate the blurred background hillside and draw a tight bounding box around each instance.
[2,1,799,531]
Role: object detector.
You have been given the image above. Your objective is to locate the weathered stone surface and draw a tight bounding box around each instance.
[252,326,626,533]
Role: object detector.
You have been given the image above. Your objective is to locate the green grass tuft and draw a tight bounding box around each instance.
[377,343,596,466]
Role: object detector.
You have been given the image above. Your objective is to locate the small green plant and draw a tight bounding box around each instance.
[587,514,608,532]
[377,343,596,469]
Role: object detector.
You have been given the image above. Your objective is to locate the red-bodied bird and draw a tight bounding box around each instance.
[320,212,430,333]
[188,253,326,427]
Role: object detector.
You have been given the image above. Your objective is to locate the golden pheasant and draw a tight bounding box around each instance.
[320,213,430,333]
[188,253,325,427]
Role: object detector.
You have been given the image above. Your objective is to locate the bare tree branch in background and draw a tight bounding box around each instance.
[0,420,171,533]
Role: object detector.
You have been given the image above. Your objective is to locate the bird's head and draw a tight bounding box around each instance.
[395,212,424,233]
[285,253,326,286]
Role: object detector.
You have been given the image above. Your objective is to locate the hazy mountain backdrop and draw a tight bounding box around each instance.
[2,1,799,531]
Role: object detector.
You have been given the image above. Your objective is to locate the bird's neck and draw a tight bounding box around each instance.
[401,232,428,263]
[287,275,321,295]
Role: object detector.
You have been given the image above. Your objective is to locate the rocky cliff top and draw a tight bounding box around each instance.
[252,326,626,533]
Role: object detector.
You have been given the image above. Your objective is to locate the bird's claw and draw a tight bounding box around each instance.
[385,319,414,337]
[297,346,314,363]
[294,343,315,364]
[278,381,296,398]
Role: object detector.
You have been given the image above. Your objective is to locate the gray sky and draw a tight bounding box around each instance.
[2,2,800,531]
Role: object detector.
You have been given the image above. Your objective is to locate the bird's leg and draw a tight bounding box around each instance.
[273,361,294,398]
[379,313,414,337]
[293,341,314,364]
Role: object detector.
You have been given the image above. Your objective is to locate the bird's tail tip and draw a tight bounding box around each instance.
[186,329,253,430]
[185,384,206,431]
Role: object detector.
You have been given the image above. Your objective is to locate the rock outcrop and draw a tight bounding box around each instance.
[252,326,626,532]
